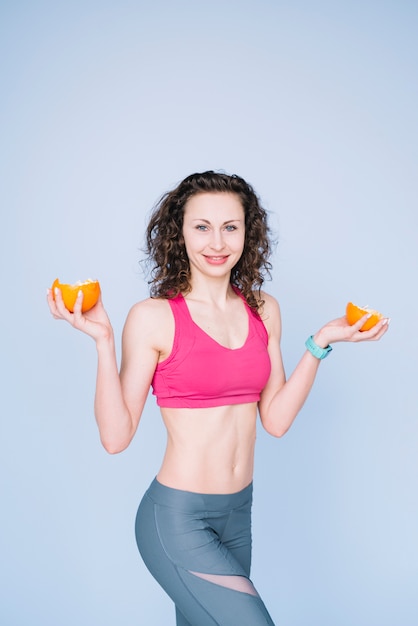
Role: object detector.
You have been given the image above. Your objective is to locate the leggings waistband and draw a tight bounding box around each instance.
[145,477,253,512]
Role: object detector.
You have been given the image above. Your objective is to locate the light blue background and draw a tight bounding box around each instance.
[1,1,417,624]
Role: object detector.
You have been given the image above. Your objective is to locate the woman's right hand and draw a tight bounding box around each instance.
[47,287,113,343]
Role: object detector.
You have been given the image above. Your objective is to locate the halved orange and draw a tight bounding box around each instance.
[52,278,101,313]
[346,301,383,331]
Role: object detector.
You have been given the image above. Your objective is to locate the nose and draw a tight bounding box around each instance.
[209,229,226,251]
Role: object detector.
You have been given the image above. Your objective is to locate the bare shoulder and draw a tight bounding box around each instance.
[258,290,281,319]
[126,296,172,322]
[123,297,174,352]
[257,291,282,337]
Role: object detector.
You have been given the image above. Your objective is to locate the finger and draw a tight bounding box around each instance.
[72,290,84,314]
[71,291,86,328]
[358,317,390,340]
[47,287,65,317]
[46,288,61,318]
[52,286,75,320]
[351,312,372,332]
[370,318,390,340]
[52,286,65,311]
[46,288,56,309]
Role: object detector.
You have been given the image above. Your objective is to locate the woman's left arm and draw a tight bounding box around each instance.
[258,294,389,438]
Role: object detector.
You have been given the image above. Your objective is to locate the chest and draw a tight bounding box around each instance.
[185,299,249,350]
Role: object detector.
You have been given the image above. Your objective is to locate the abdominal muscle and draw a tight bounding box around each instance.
[156,402,258,494]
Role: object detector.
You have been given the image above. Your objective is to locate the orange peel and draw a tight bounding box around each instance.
[52,278,101,313]
[346,301,384,331]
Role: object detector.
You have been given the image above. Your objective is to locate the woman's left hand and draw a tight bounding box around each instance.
[314,313,390,347]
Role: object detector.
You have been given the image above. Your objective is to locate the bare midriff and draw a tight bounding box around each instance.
[156,402,258,494]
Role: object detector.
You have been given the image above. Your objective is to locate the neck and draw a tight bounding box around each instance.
[186,274,235,305]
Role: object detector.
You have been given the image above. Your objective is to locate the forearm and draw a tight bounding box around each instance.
[261,348,323,437]
[94,334,135,453]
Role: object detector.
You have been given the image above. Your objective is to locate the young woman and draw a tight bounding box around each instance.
[47,171,389,625]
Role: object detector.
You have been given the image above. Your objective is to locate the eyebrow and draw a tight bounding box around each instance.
[190,218,243,225]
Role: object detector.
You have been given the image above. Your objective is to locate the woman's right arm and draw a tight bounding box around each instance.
[47,288,162,454]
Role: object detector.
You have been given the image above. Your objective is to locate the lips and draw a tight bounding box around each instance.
[204,255,229,265]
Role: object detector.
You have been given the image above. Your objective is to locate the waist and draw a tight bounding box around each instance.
[145,477,253,511]
[158,403,257,493]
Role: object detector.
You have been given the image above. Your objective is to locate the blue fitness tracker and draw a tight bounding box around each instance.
[305,335,332,359]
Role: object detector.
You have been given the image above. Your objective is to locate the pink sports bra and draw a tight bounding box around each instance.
[151,288,271,408]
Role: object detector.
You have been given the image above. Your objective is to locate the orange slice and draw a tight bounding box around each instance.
[52,278,101,313]
[346,301,383,331]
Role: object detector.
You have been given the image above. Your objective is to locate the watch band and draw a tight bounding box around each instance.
[305,335,332,359]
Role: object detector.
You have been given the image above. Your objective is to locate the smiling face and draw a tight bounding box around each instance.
[182,192,245,281]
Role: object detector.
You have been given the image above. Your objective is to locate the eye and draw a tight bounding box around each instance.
[195,224,208,231]
[225,224,237,232]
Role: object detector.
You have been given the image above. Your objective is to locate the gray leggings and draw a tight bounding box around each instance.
[135,478,275,625]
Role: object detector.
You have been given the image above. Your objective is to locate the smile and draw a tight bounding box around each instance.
[204,255,229,264]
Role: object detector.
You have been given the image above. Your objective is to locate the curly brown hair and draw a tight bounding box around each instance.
[145,171,272,310]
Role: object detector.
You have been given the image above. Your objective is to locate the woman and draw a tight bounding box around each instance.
[47,171,389,625]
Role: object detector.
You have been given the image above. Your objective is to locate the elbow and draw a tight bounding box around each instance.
[100,436,130,455]
[265,423,289,438]
[260,403,296,438]
[96,413,136,455]
[261,414,291,438]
